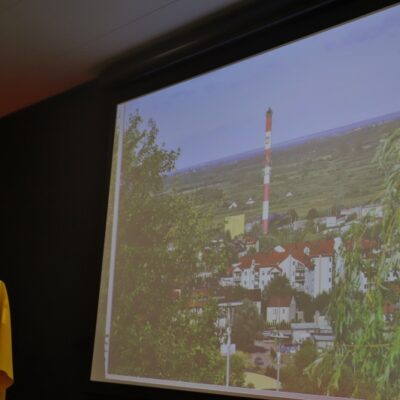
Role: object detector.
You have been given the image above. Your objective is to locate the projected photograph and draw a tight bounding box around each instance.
[92,5,400,400]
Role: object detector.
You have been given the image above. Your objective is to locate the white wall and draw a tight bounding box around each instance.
[312,255,333,297]
[266,306,290,323]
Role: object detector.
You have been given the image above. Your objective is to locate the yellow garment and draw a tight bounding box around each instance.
[0,281,13,400]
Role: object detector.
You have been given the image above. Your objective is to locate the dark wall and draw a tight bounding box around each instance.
[1,2,398,400]
[1,82,111,400]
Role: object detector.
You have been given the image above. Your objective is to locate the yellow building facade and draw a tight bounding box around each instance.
[225,214,245,238]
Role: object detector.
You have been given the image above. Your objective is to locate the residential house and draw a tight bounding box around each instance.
[243,236,259,253]
[291,312,332,344]
[246,197,255,206]
[361,204,384,218]
[383,302,396,323]
[217,288,262,327]
[266,295,296,324]
[224,246,314,294]
[340,206,362,218]
[186,287,210,314]
[314,334,335,350]
[279,240,335,297]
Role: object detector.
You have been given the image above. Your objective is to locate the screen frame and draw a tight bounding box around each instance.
[86,1,400,399]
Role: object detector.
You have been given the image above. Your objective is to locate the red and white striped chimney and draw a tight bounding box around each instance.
[262,108,272,235]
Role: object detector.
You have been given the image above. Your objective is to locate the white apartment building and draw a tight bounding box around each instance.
[222,239,336,297]
[280,240,335,297]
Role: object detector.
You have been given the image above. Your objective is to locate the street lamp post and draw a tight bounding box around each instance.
[276,337,281,392]
[276,297,281,391]
[226,306,232,387]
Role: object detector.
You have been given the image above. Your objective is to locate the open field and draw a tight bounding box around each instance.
[244,372,280,390]
[165,119,400,224]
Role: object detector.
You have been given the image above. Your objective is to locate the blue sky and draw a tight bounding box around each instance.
[121,4,400,170]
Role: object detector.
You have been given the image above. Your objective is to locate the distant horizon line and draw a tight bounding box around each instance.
[171,109,400,175]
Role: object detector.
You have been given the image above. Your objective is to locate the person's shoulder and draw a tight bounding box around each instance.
[0,281,7,298]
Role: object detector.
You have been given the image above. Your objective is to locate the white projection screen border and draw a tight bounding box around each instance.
[91,4,400,400]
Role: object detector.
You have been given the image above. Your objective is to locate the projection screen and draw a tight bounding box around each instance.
[92,5,400,399]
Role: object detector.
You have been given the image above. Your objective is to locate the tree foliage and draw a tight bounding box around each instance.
[109,111,239,385]
[294,291,314,322]
[307,128,400,399]
[281,340,355,396]
[231,299,264,350]
[281,340,318,394]
[262,275,294,303]
[313,291,331,315]
[287,208,299,223]
[306,208,319,220]
[229,353,246,387]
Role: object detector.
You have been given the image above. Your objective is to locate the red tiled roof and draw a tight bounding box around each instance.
[193,288,209,298]
[267,295,294,307]
[169,289,181,300]
[282,239,335,258]
[387,282,400,295]
[224,266,234,276]
[288,250,314,269]
[237,247,314,270]
[384,303,396,314]
[344,239,380,259]
[345,239,379,251]
[238,252,288,269]
[187,299,207,309]
[243,236,258,245]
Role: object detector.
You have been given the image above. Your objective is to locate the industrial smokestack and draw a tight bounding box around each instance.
[262,108,272,234]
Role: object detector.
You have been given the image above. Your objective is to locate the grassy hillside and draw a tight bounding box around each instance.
[165,119,400,224]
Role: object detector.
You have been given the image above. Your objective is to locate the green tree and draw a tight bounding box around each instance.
[281,340,318,394]
[231,299,264,350]
[313,291,331,315]
[330,203,341,217]
[109,111,238,385]
[265,365,277,379]
[259,234,279,252]
[249,222,262,237]
[280,364,299,392]
[308,128,400,399]
[247,246,257,256]
[287,208,298,223]
[294,340,318,371]
[229,353,246,387]
[282,340,354,396]
[304,220,316,233]
[262,275,294,303]
[306,208,319,220]
[295,292,314,322]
